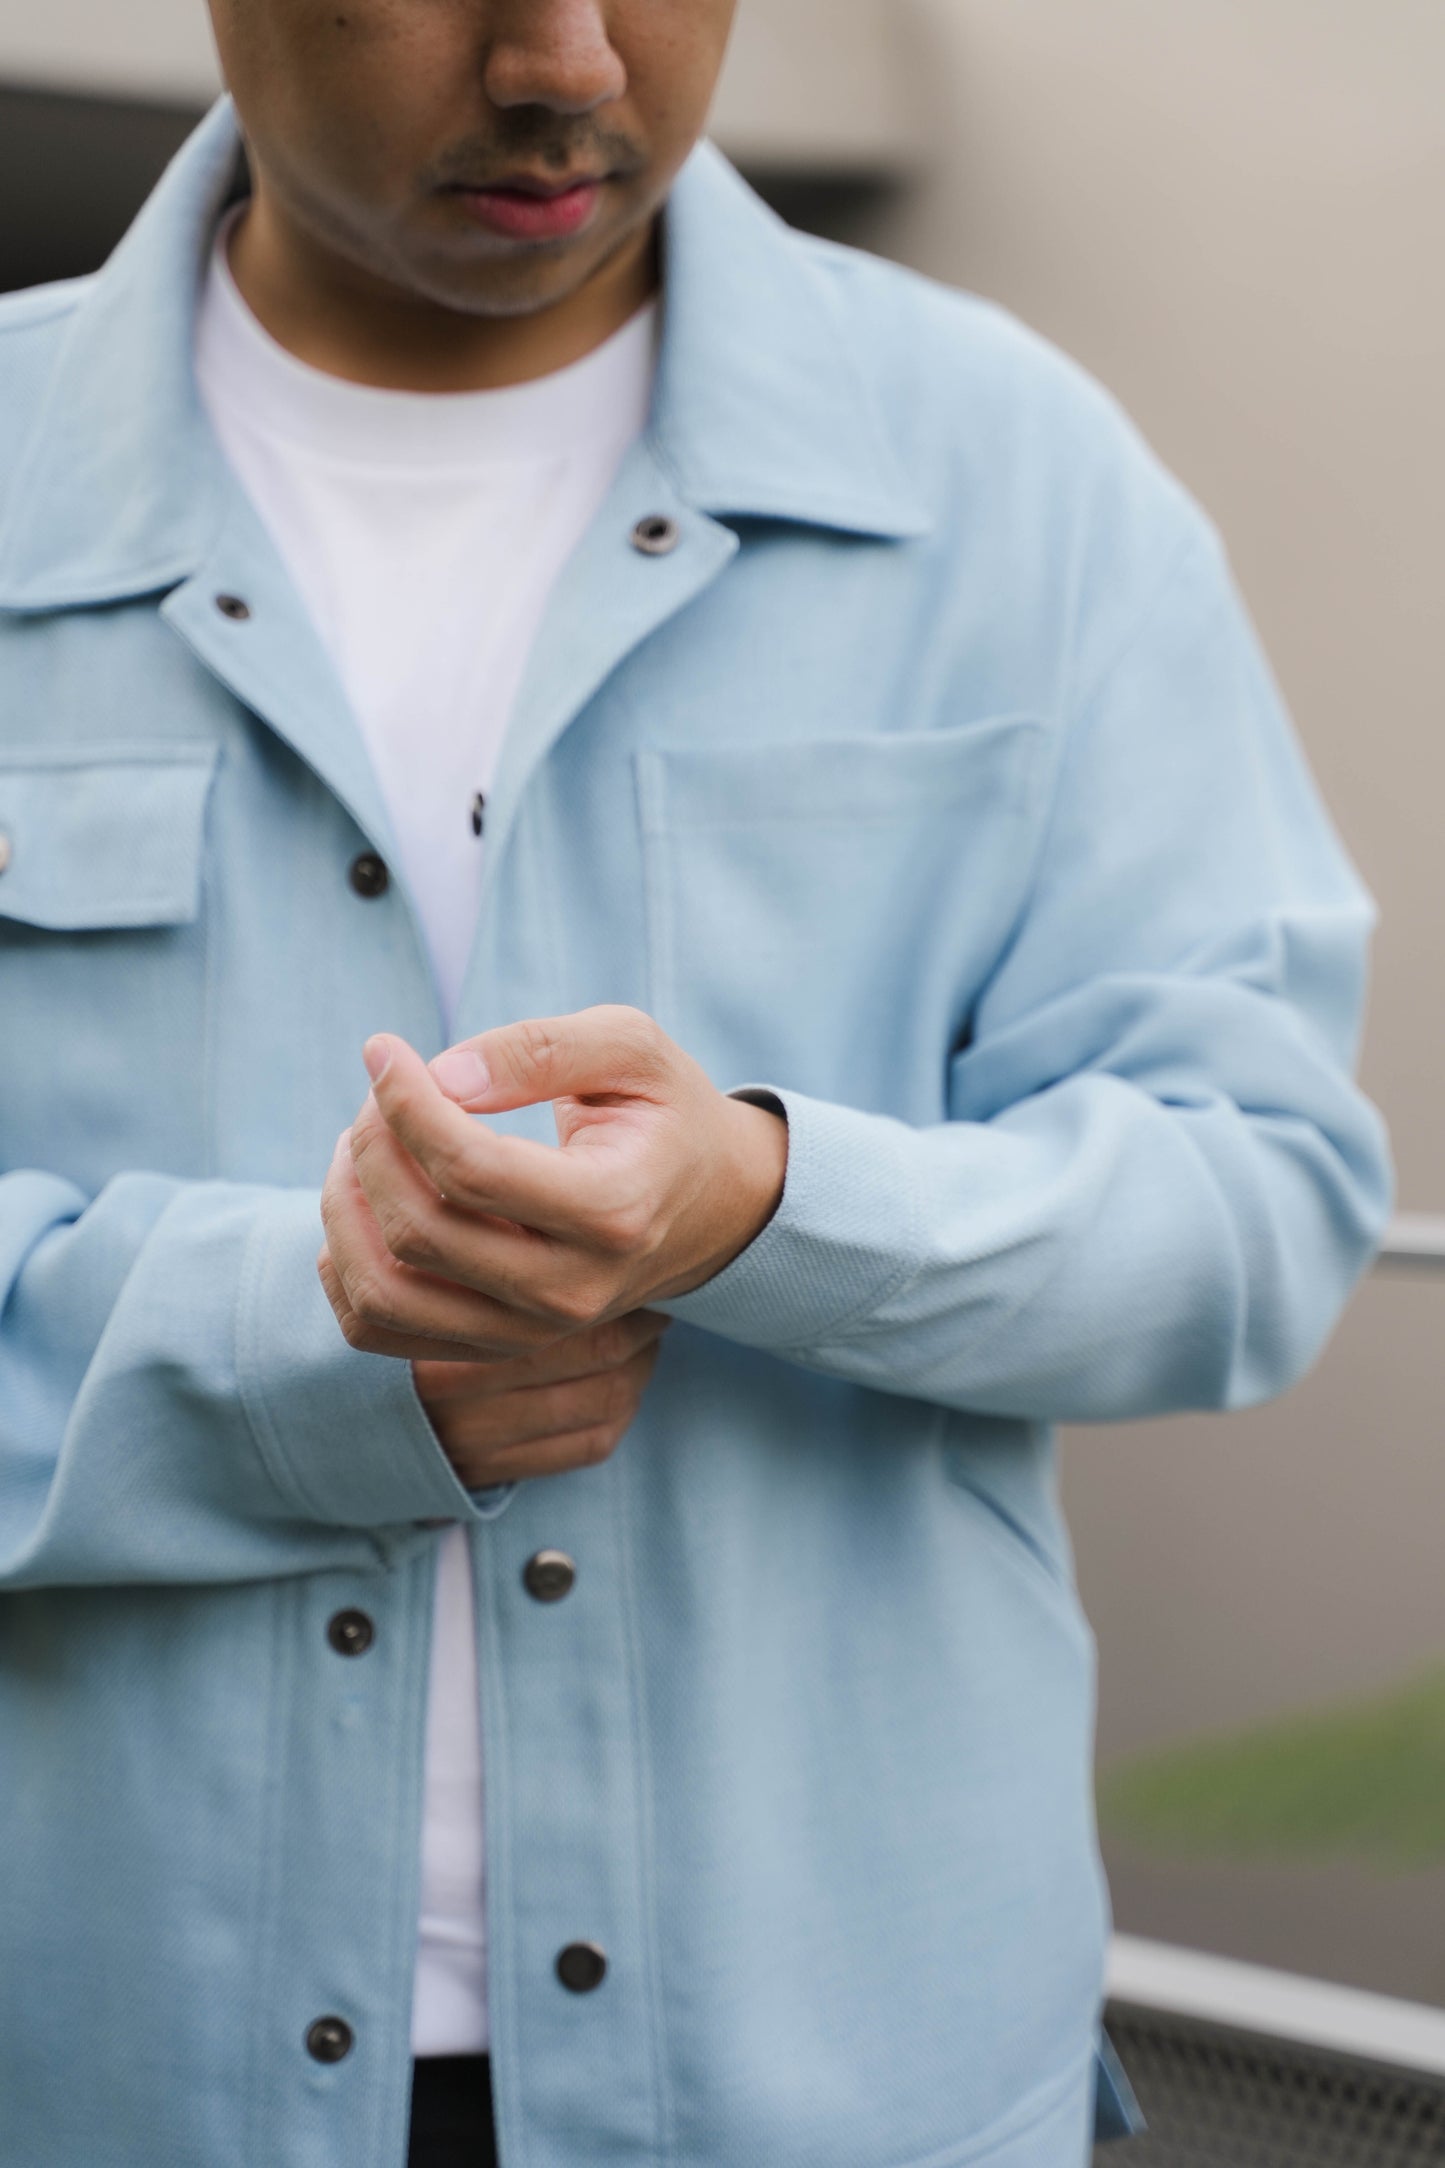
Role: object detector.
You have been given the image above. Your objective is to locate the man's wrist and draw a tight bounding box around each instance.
[724,1092,789,1257]
[655,1092,788,1302]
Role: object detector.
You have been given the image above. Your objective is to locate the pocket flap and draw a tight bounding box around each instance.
[0,746,219,930]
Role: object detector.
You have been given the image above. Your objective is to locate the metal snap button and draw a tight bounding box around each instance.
[348,852,389,899]
[327,1609,375,1657]
[630,513,681,557]
[555,1942,607,1993]
[305,2015,354,2063]
[215,593,252,621]
[522,1550,576,1603]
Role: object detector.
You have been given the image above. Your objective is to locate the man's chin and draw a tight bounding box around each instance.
[404,226,619,320]
[434,265,606,322]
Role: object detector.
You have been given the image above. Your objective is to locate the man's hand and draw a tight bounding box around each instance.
[407,1312,671,1487]
[317,1004,787,1364]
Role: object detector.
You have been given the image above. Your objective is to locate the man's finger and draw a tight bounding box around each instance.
[358,1033,614,1234]
[317,1246,498,1363]
[429,1342,660,1456]
[346,1096,599,1313]
[424,1003,670,1114]
[346,1090,519,1268]
[444,1419,629,1488]
[320,1126,559,1355]
[413,1311,671,1403]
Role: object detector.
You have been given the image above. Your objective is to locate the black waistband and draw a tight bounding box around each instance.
[408,2055,495,2165]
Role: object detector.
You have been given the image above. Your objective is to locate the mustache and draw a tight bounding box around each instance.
[430,118,646,188]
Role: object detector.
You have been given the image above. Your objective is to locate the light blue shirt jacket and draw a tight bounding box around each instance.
[0,96,1390,2168]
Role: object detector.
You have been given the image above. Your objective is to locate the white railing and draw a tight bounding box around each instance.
[1377,1213,1445,1269]
[1108,1935,1445,2078]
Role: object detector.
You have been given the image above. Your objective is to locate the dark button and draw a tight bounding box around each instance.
[305,2016,353,2063]
[630,513,681,557]
[470,791,486,838]
[522,1549,576,1603]
[555,1942,607,1993]
[348,852,389,899]
[327,1608,374,1657]
[215,592,252,621]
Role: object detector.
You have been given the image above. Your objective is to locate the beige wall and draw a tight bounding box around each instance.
[0,0,220,101]
[846,0,1445,1994]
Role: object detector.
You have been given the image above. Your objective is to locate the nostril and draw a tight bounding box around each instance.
[482,30,628,116]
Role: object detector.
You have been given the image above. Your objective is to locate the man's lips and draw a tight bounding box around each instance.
[446,175,606,242]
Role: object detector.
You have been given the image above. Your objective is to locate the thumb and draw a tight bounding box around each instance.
[429,1005,667,1113]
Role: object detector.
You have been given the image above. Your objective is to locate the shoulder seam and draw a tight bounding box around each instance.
[983,525,1222,1002]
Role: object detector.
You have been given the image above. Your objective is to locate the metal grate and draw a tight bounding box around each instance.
[1094,2000,1445,2165]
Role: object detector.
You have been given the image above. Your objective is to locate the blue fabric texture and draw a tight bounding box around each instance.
[0,96,1387,2168]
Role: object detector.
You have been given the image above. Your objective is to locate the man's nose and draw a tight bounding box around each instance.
[482,0,628,117]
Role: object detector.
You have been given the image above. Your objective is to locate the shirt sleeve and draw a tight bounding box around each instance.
[656,527,1393,1419]
[0,1172,512,1591]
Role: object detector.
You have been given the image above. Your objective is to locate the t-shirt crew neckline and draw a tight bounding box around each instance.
[198,199,660,470]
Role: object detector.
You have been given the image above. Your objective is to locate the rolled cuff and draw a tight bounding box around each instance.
[237,1188,515,1528]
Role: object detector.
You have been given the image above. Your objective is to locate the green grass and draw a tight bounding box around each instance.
[1098,1664,1445,1871]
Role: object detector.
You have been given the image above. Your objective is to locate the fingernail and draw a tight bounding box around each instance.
[430,1047,491,1102]
[362,1035,392,1084]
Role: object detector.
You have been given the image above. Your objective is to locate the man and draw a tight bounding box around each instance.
[0,2,1390,2164]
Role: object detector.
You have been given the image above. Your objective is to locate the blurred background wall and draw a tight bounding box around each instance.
[3,0,1443,2008]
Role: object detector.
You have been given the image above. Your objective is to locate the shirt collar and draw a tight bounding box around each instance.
[651,139,927,539]
[0,96,927,613]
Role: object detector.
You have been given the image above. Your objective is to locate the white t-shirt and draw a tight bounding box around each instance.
[195,202,658,2055]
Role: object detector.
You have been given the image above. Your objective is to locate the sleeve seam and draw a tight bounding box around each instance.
[1047,530,1214,856]
[1069,523,1218,724]
[976,527,1220,1023]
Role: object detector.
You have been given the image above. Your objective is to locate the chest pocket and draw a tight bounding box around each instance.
[0,746,217,931]
[635,717,1048,1108]
[0,745,219,1185]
